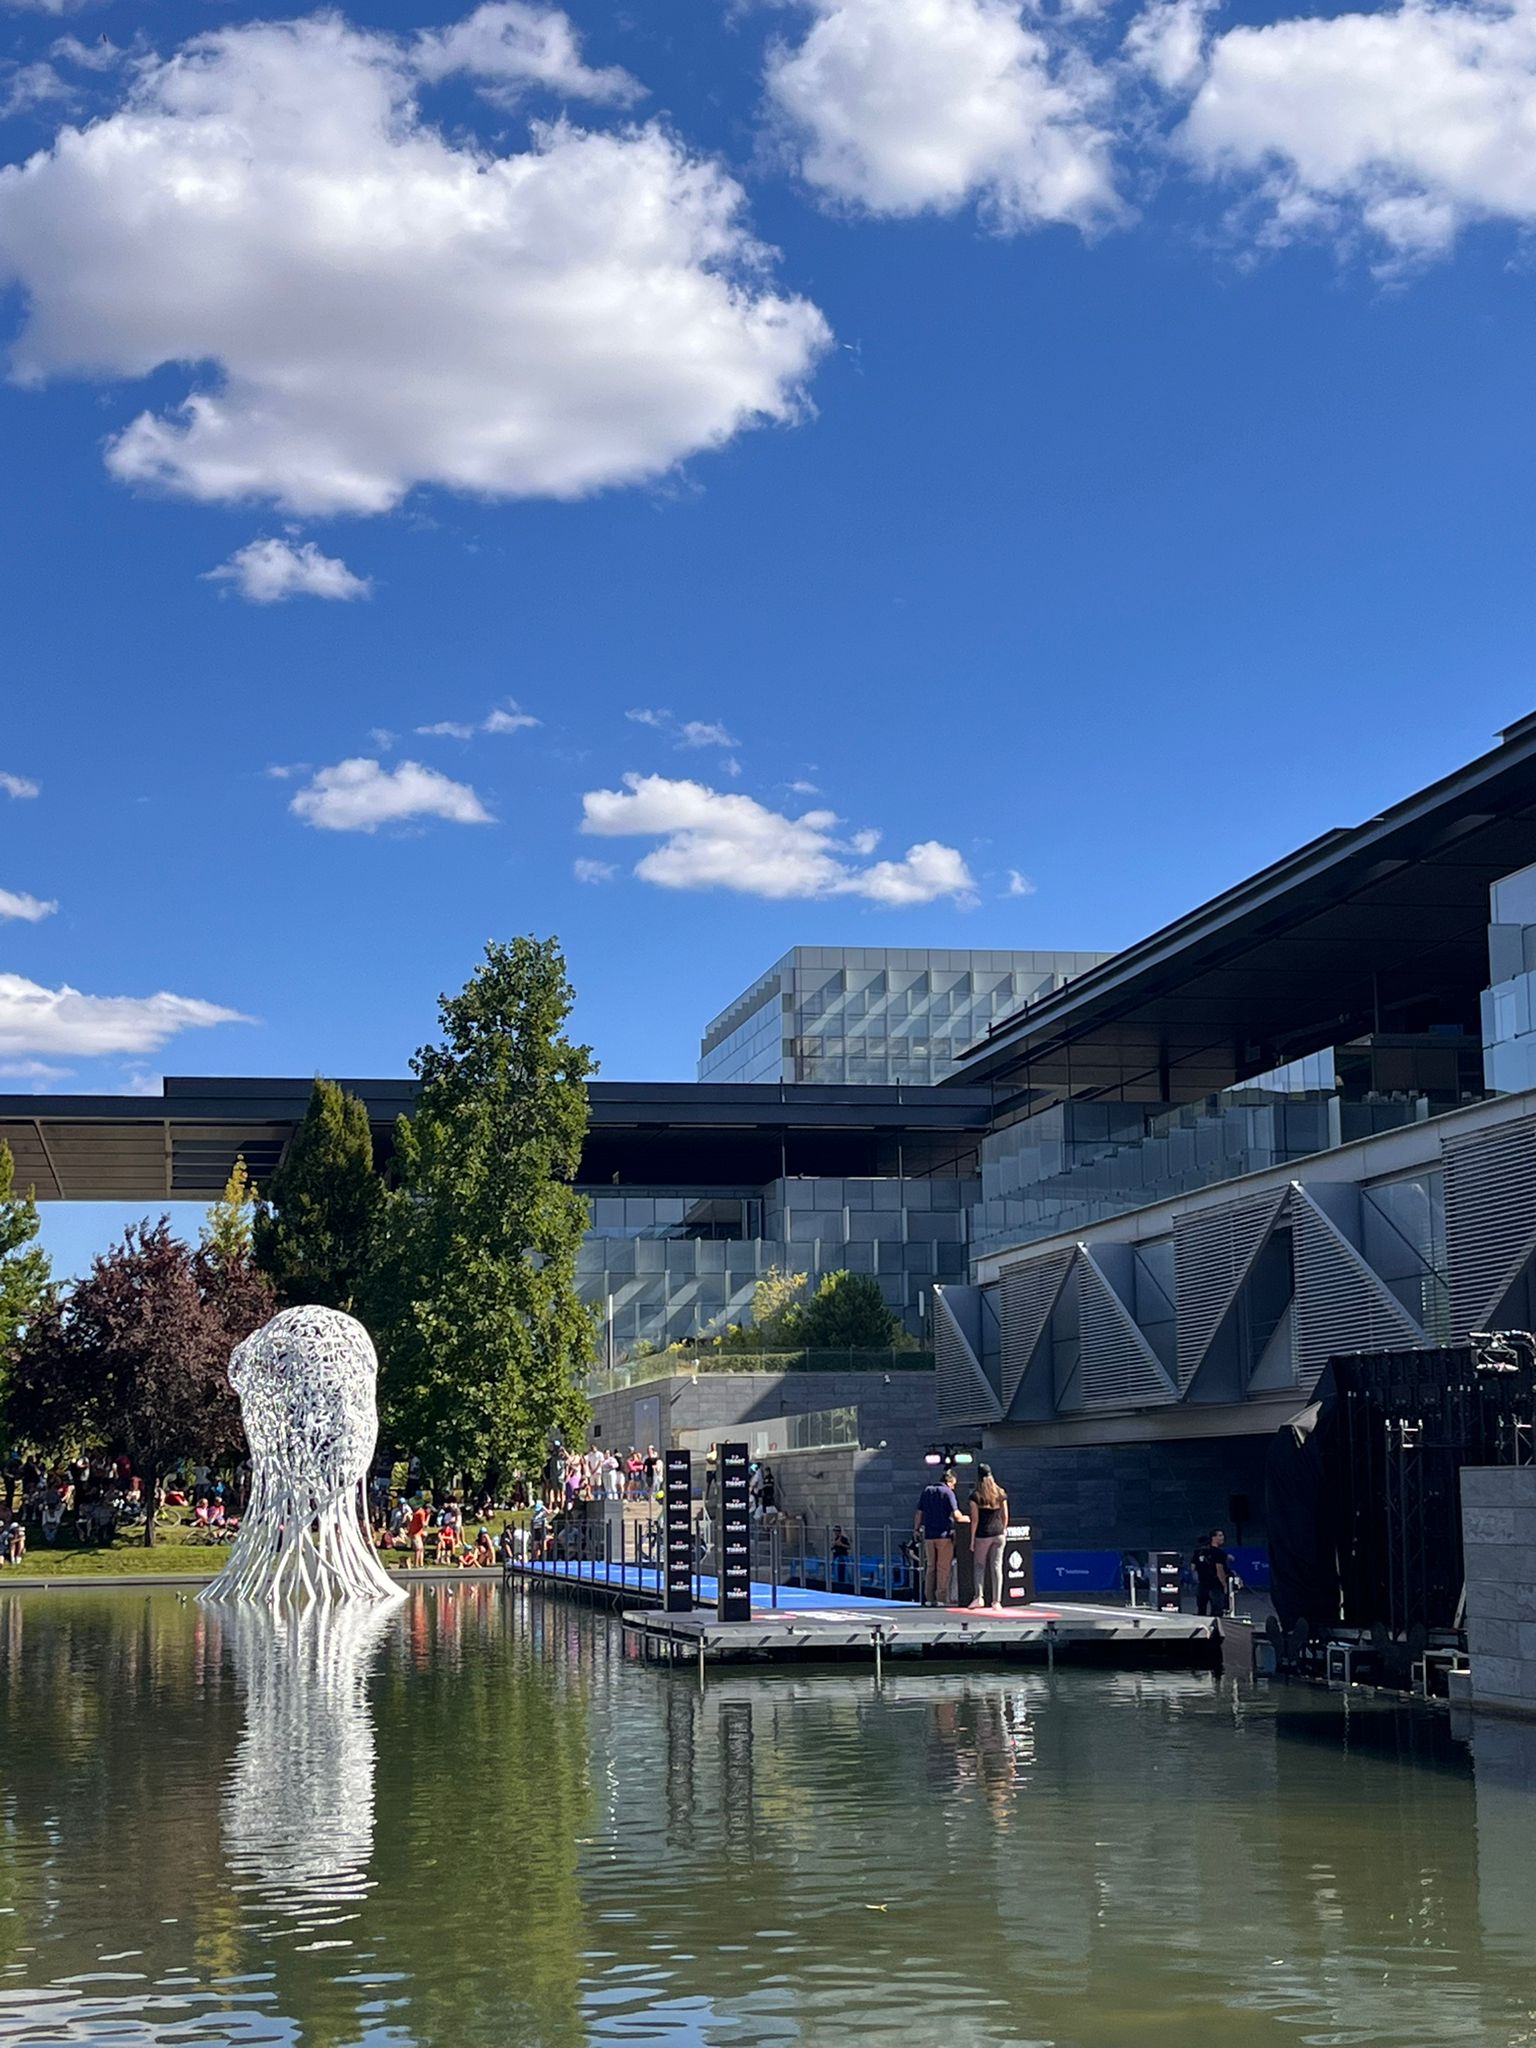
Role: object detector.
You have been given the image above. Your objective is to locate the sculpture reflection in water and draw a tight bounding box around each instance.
[202,1305,402,1608]
[212,1600,395,1932]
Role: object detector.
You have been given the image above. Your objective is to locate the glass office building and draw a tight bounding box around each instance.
[699,947,1108,1087]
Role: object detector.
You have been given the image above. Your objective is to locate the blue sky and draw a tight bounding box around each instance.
[6,0,1536,1272]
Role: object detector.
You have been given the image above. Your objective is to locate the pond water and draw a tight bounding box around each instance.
[2,1586,1535,2048]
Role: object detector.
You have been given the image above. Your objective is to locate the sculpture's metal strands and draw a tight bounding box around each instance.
[212,1601,394,1933]
[201,1305,403,1608]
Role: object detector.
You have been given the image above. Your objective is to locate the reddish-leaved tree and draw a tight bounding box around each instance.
[7,1218,274,1546]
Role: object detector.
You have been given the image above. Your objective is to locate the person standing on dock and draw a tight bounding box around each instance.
[915,1467,963,1606]
[1193,1529,1235,1616]
[966,1465,1009,1608]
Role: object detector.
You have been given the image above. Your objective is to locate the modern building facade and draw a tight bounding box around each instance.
[698,947,1106,1087]
[17,719,1536,1546]
[932,714,1536,1514]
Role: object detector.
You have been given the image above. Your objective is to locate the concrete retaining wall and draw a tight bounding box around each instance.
[1462,1465,1536,1716]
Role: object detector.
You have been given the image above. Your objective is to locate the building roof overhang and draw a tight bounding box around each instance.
[953,713,1536,1101]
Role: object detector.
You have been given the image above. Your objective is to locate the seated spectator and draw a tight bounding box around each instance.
[1,1519,25,1565]
[474,1527,495,1568]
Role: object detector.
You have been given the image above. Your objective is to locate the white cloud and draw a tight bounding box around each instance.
[0,14,830,514]
[579,773,977,904]
[205,537,372,604]
[0,888,57,922]
[0,1058,72,1083]
[677,719,739,749]
[1181,0,1536,258]
[50,34,128,73]
[787,777,821,795]
[1123,0,1216,93]
[0,773,39,799]
[626,707,671,727]
[1,60,72,119]
[416,702,539,740]
[573,856,618,883]
[483,702,539,734]
[0,974,250,1057]
[290,756,492,832]
[1006,867,1036,896]
[368,726,397,750]
[1,0,92,15]
[765,0,1120,230]
[414,1,640,107]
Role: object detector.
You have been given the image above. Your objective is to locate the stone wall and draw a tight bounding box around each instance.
[1462,1466,1536,1716]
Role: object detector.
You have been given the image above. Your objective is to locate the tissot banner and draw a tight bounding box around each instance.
[1000,1522,1034,1607]
[717,1440,752,1622]
[664,1449,693,1613]
[1151,1550,1182,1613]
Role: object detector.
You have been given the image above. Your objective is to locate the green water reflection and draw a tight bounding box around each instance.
[2,1586,1535,2047]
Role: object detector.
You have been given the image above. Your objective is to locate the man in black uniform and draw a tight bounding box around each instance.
[1193,1528,1234,1616]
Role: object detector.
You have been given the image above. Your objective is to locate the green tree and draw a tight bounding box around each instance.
[792,1269,902,1349]
[202,1155,257,1270]
[253,1078,382,1312]
[0,1142,51,1444]
[379,937,596,1477]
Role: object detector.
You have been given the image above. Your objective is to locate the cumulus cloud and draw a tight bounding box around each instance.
[1006,867,1036,896]
[415,702,538,739]
[414,0,640,106]
[205,536,371,603]
[765,0,1120,230]
[0,888,57,922]
[0,974,250,1057]
[1181,0,1536,257]
[1123,0,1216,93]
[290,756,492,832]
[580,773,977,904]
[573,856,618,883]
[0,14,830,514]
[626,707,671,727]
[0,773,39,799]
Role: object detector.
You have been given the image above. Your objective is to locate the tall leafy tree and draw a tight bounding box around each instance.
[202,1155,257,1269]
[0,1143,51,1446]
[253,1078,382,1312]
[380,938,596,1477]
[7,1220,245,1546]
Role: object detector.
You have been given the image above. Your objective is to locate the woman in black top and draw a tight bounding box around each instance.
[967,1465,1009,1608]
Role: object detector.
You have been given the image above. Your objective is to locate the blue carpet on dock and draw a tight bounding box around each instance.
[508,1558,893,1611]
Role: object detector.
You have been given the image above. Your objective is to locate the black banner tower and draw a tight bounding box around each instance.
[663,1448,693,1613]
[718,1441,752,1621]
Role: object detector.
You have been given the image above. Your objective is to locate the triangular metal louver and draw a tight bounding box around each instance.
[998,1249,1074,1412]
[1174,1186,1289,1391]
[932,1286,1001,1428]
[1290,1183,1424,1388]
[1072,1249,1178,1410]
[1443,1114,1536,1337]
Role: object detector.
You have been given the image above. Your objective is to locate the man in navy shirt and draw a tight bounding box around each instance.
[914,1469,962,1606]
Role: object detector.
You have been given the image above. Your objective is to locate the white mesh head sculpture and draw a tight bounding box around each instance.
[202,1305,402,1608]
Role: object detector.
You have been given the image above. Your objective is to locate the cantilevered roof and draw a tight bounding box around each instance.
[0,1076,994,1203]
[953,713,1536,1101]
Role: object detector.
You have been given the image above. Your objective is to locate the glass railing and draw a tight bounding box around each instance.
[585,1348,934,1394]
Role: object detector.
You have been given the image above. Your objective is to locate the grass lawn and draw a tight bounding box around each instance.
[2,1540,231,1578]
[0,1506,541,1580]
